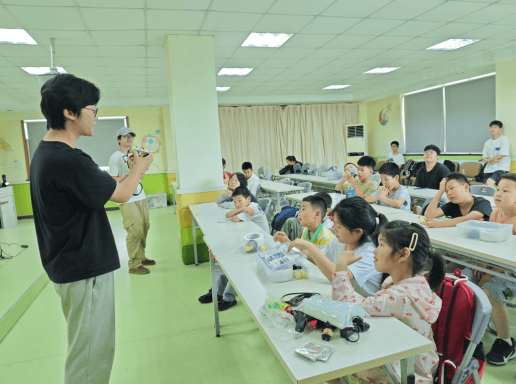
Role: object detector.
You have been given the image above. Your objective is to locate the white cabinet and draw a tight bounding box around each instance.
[0,186,18,229]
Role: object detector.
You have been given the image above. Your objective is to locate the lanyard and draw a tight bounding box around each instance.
[304,224,323,243]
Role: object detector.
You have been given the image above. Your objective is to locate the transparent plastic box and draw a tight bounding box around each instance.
[255,244,302,284]
[456,220,514,243]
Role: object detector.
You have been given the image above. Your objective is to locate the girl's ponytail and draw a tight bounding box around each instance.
[426,251,445,292]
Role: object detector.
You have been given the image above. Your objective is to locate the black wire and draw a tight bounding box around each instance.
[0,242,29,258]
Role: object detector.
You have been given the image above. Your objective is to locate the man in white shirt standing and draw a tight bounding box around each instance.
[109,127,155,275]
[242,161,260,197]
[481,120,511,186]
[388,140,404,169]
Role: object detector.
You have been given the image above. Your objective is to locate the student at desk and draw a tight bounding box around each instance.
[335,156,379,198]
[366,162,411,212]
[422,173,492,228]
[414,145,450,190]
[462,173,516,366]
[215,172,258,208]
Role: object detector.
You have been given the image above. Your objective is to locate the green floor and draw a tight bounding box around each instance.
[0,206,514,383]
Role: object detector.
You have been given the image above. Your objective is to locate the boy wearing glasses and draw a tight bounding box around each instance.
[31,74,153,384]
[109,127,155,275]
[415,144,450,190]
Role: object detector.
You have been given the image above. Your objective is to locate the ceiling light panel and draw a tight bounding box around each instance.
[217,68,254,76]
[241,33,293,48]
[363,67,400,74]
[21,67,67,75]
[323,85,350,90]
[426,39,480,50]
[0,29,37,45]
[216,87,231,92]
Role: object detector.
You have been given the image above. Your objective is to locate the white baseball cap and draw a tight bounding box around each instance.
[117,127,135,137]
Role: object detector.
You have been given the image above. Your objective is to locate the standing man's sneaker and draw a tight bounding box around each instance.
[198,289,222,304]
[218,299,237,311]
[486,338,516,365]
[142,259,156,266]
[129,265,150,275]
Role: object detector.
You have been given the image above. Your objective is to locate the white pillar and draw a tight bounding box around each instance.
[165,35,223,190]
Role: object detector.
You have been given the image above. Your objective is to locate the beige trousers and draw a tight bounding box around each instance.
[119,199,150,269]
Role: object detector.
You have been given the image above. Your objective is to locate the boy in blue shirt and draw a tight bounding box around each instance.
[366,162,411,211]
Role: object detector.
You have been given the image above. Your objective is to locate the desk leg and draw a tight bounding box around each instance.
[276,192,281,213]
[400,356,416,384]
[192,216,198,266]
[172,190,176,214]
[210,252,221,337]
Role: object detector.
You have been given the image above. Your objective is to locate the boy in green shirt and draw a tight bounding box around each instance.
[335,156,379,198]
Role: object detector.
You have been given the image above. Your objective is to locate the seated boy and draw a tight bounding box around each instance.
[335,156,379,198]
[387,140,404,169]
[242,161,260,197]
[344,162,357,174]
[199,187,268,311]
[366,162,411,211]
[281,192,333,240]
[422,172,492,228]
[414,144,450,190]
[462,173,516,365]
[274,194,333,251]
[215,172,258,208]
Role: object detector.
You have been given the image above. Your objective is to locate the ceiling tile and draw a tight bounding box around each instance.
[282,34,336,48]
[7,6,84,30]
[342,19,407,36]
[421,23,480,38]
[107,75,146,82]
[77,0,144,8]
[97,46,146,58]
[108,67,146,75]
[250,68,285,76]
[199,32,248,47]
[252,15,314,34]
[304,48,351,60]
[66,66,111,75]
[290,59,333,68]
[371,0,445,19]
[9,57,51,67]
[210,0,275,13]
[146,46,166,58]
[0,44,47,57]
[223,58,265,67]
[359,36,413,49]
[54,46,101,57]
[322,59,364,68]
[280,67,315,76]
[3,0,73,5]
[321,0,392,18]
[104,58,146,67]
[268,48,315,59]
[146,0,210,10]
[455,3,516,24]
[323,35,375,49]
[213,46,237,58]
[0,58,14,66]
[414,2,488,22]
[231,47,277,59]
[390,37,444,50]
[81,8,144,30]
[243,75,276,82]
[146,30,197,46]
[202,12,263,32]
[147,58,166,67]
[456,25,516,39]
[147,10,205,30]
[0,7,23,28]
[384,21,446,37]
[342,49,385,60]
[215,77,241,86]
[58,57,107,66]
[300,16,362,35]
[28,30,94,46]
[402,50,446,60]
[91,31,145,45]
[308,67,340,75]
[452,39,508,52]
[375,49,418,60]
[147,67,167,76]
[268,0,335,16]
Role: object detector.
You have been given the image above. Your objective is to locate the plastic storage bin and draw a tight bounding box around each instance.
[146,193,167,209]
[456,220,513,243]
[256,244,302,283]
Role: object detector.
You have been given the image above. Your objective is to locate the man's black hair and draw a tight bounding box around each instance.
[424,144,441,156]
[222,158,226,166]
[302,195,327,219]
[242,162,253,171]
[489,120,503,129]
[40,74,100,131]
[378,162,400,178]
[357,156,376,170]
[391,141,400,147]
[313,192,332,213]
[446,172,469,186]
[232,186,251,199]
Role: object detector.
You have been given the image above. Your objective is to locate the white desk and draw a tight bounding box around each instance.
[273,173,339,191]
[283,192,345,209]
[406,187,495,207]
[259,180,304,213]
[204,237,433,384]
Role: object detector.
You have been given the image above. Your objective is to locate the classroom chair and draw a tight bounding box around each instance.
[301,163,310,174]
[370,174,381,185]
[293,163,302,173]
[420,196,448,216]
[309,164,318,175]
[379,274,491,384]
[278,178,291,185]
[257,198,272,220]
[263,167,272,181]
[376,160,388,171]
[452,161,460,172]
[459,162,483,186]
[258,166,265,179]
[317,164,329,176]
[469,185,496,197]
[298,182,312,193]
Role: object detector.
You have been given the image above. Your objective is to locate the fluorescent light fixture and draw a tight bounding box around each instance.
[0,28,37,45]
[21,67,67,75]
[426,39,480,51]
[241,33,293,48]
[217,68,253,76]
[322,85,350,90]
[363,67,400,74]
[216,87,231,92]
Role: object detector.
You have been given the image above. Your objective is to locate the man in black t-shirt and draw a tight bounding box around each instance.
[414,144,450,190]
[422,172,492,228]
[31,74,153,384]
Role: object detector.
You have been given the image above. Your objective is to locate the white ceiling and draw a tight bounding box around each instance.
[1,0,516,110]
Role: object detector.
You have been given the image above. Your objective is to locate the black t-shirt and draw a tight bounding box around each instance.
[415,163,450,190]
[441,196,492,220]
[30,141,119,284]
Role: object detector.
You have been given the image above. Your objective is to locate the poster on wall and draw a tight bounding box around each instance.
[378,102,392,126]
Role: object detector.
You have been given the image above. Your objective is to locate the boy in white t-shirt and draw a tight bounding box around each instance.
[109,127,155,275]
[481,120,511,186]
[388,140,404,169]
[241,161,260,197]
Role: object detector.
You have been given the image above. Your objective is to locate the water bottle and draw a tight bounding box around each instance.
[347,168,356,198]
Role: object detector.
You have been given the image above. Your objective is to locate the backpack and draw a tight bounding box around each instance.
[270,206,300,235]
[431,270,486,384]
[443,160,456,173]
[474,163,488,183]
[400,159,415,177]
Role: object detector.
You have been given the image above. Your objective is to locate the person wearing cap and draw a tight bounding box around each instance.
[108,127,156,275]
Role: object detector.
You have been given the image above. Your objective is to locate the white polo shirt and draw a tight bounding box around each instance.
[482,135,511,173]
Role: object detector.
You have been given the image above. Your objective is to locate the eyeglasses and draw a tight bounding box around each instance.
[84,107,98,117]
[122,134,134,139]
[424,150,436,155]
